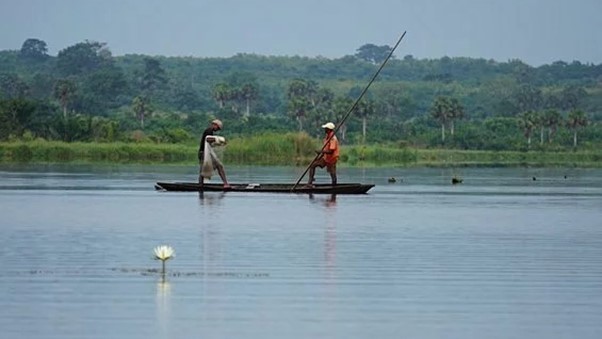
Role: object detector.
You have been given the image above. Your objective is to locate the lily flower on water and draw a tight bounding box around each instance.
[154,245,175,261]
[154,245,175,279]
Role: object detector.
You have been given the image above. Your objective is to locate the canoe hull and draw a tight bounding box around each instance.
[155,182,374,194]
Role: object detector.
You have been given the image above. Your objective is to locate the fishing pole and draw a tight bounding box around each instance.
[291,30,407,190]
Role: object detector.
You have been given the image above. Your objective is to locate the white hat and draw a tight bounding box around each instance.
[321,122,335,130]
[212,119,223,129]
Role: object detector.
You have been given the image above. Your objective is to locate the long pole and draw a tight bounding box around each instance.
[291,31,407,190]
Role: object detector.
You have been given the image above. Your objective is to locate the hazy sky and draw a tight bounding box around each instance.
[1,0,601,66]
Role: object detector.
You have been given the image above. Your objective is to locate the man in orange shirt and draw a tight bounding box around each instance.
[307,122,339,186]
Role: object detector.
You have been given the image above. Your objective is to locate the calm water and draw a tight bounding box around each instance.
[1,164,601,339]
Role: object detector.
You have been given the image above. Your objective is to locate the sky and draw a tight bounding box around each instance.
[1,0,601,66]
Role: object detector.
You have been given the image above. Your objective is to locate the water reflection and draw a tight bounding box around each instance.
[307,193,339,289]
[4,166,601,339]
[308,193,337,208]
[322,194,337,284]
[156,280,171,299]
[200,217,221,326]
[198,191,226,205]
[325,194,336,208]
[155,280,171,337]
[324,205,337,281]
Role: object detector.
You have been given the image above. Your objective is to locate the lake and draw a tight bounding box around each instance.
[1,164,601,339]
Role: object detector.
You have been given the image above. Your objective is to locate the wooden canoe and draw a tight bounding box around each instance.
[155,182,374,194]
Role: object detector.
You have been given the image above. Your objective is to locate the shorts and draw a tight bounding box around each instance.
[313,158,336,174]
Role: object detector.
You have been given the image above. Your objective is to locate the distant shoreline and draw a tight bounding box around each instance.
[1,141,600,168]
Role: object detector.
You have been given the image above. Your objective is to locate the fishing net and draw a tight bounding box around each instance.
[201,139,225,179]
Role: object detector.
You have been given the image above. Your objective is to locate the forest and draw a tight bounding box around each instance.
[1,38,601,153]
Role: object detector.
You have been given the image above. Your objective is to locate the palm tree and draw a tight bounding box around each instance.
[448,98,464,137]
[566,110,588,148]
[533,110,545,145]
[357,99,375,143]
[430,96,451,143]
[240,83,259,118]
[227,87,242,113]
[132,96,151,129]
[306,88,334,134]
[287,79,315,132]
[332,96,353,141]
[211,83,229,109]
[305,80,319,107]
[53,79,76,119]
[287,97,310,131]
[543,109,562,143]
[517,111,537,148]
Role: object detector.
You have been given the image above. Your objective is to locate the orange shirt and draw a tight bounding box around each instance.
[323,134,339,164]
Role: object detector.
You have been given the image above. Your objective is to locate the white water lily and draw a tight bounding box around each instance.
[154,245,175,277]
[154,245,175,261]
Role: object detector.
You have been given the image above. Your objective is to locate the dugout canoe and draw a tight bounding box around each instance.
[154,182,374,194]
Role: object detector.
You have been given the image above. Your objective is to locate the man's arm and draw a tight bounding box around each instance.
[206,136,227,145]
[316,142,335,155]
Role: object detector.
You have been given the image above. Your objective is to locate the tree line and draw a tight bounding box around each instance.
[0,38,601,150]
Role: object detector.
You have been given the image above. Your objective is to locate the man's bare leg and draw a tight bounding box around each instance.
[216,164,230,188]
[330,172,337,185]
[307,163,317,186]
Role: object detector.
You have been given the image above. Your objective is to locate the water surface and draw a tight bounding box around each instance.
[1,164,601,339]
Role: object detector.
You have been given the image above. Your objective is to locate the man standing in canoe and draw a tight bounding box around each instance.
[198,119,230,189]
[307,122,339,187]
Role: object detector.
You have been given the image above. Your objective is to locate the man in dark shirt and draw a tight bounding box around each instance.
[198,119,230,188]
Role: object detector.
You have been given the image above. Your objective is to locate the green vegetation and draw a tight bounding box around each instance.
[2,135,600,167]
[0,140,191,163]
[1,38,601,167]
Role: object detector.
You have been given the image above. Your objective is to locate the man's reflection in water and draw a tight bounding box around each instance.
[323,194,337,281]
[198,191,226,205]
[198,195,223,324]
[308,194,338,282]
[325,193,337,208]
[198,191,224,265]
[308,193,337,208]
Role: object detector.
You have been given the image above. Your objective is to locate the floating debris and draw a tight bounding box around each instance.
[19,268,269,279]
[452,176,463,184]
